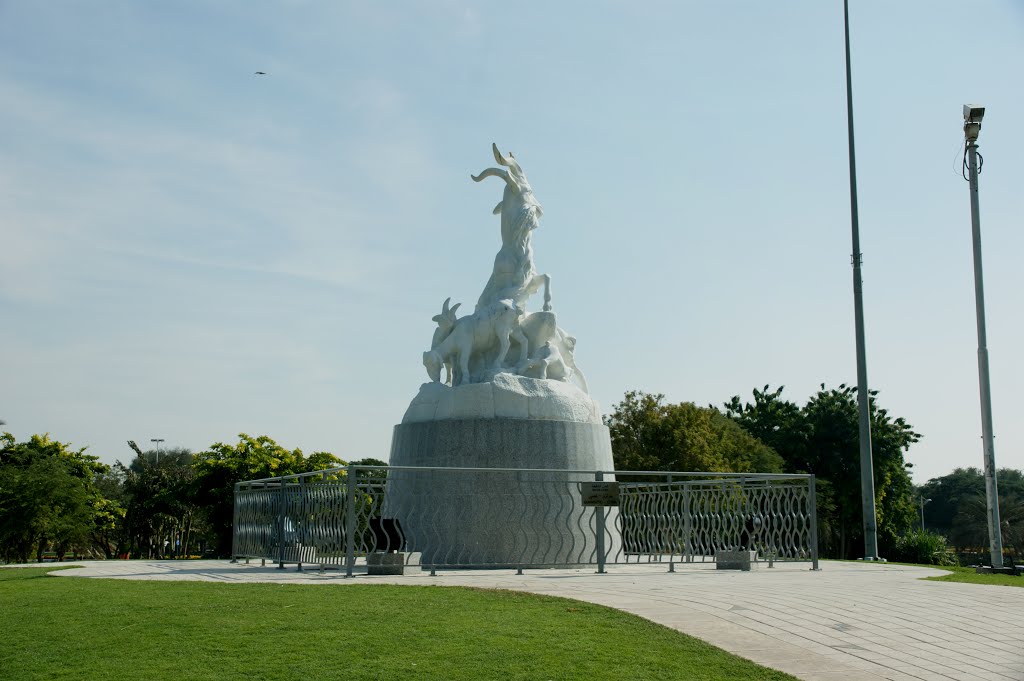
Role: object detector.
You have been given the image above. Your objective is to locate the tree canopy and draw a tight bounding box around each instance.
[193,433,346,557]
[725,384,920,558]
[0,430,353,562]
[918,467,1024,559]
[0,433,121,562]
[116,448,202,559]
[604,391,784,475]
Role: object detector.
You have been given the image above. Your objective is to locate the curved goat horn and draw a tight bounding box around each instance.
[442,297,451,315]
[492,142,508,166]
[471,167,510,184]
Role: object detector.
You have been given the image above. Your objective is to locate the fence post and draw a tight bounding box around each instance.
[739,477,747,553]
[297,475,306,572]
[683,482,692,563]
[595,471,606,574]
[345,464,356,578]
[664,474,674,572]
[809,475,820,571]
[230,482,240,563]
[277,477,286,569]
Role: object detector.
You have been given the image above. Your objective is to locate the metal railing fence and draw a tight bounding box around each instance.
[233,466,818,573]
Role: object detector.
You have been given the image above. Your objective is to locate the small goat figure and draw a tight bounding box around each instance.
[430,297,461,385]
[423,299,528,386]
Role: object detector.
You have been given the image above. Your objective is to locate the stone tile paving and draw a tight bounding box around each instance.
[28,559,1024,681]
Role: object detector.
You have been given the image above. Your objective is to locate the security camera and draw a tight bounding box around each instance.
[963,104,985,124]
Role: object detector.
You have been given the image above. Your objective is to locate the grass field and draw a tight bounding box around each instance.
[844,560,1024,587]
[919,564,1024,587]
[0,567,796,681]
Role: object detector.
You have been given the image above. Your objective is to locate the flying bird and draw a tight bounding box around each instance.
[254,71,267,75]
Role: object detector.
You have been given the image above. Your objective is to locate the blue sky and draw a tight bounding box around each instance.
[2,1,1022,483]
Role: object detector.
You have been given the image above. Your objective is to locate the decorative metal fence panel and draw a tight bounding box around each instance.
[233,467,817,572]
[617,477,817,562]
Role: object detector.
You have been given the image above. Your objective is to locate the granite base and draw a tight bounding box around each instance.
[385,417,619,567]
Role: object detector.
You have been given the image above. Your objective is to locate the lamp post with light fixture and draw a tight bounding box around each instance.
[962,104,1004,570]
[150,438,165,465]
[918,497,931,532]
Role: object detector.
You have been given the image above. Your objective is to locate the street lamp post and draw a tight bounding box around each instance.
[963,104,1004,570]
[918,497,931,532]
[150,438,165,465]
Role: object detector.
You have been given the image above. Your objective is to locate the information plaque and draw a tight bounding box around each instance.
[581,481,620,506]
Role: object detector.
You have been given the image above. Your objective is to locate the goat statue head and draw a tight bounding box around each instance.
[471,143,541,216]
[430,297,461,355]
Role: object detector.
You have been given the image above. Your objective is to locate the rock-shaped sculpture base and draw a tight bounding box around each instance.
[403,373,601,424]
[386,409,619,568]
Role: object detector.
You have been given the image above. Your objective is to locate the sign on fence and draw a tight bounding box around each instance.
[581,481,620,506]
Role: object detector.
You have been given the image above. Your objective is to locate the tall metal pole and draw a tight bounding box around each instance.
[963,108,1004,569]
[150,438,164,464]
[843,0,879,560]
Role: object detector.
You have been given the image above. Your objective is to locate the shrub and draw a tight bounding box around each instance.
[891,530,958,566]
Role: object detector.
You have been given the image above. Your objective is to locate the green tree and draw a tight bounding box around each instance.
[0,433,120,562]
[918,468,1024,555]
[192,434,346,557]
[351,457,388,468]
[117,448,202,559]
[724,385,810,470]
[92,466,128,558]
[917,467,985,539]
[604,391,783,475]
[726,385,919,559]
[947,490,1024,562]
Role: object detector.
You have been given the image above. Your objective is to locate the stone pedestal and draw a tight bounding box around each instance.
[390,417,614,470]
[716,550,758,571]
[385,376,619,568]
[367,552,422,576]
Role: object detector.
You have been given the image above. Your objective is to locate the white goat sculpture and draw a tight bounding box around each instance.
[471,143,551,313]
[422,299,528,386]
[430,297,461,385]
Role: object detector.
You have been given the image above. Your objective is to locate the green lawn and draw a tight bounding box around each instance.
[0,567,796,681]
[839,560,1024,587]
[919,564,1024,587]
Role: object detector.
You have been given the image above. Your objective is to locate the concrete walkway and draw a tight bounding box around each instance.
[36,559,1024,681]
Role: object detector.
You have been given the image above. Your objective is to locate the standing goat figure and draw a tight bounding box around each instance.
[472,143,551,313]
[423,299,528,386]
[430,297,461,385]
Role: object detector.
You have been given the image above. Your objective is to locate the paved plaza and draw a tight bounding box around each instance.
[34,559,1024,681]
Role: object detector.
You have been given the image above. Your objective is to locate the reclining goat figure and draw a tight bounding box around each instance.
[423,299,528,386]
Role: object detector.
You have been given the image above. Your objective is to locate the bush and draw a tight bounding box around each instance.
[891,530,958,566]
